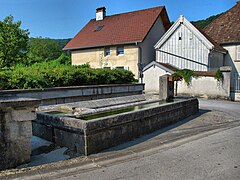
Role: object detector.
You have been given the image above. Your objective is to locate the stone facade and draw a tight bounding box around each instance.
[72,45,139,77]
[159,75,174,101]
[0,98,40,170]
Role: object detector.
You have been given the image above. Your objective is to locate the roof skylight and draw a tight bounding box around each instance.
[95,25,104,32]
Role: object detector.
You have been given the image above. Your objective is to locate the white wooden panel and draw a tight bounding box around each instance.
[156,23,209,71]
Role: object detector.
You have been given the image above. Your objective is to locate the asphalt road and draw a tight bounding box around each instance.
[1,99,240,180]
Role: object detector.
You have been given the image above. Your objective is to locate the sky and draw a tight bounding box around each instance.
[0,0,237,39]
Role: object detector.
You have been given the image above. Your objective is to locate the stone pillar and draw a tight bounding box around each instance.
[220,66,232,99]
[0,98,40,170]
[159,75,174,101]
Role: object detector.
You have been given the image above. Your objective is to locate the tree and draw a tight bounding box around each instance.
[28,37,62,64]
[191,13,223,29]
[0,15,29,67]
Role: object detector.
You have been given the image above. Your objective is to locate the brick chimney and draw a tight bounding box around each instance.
[96,7,106,21]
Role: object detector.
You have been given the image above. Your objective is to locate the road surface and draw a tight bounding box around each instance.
[1,99,240,180]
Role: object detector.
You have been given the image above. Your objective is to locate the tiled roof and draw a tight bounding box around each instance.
[64,6,171,50]
[157,62,179,72]
[203,2,240,44]
[195,26,227,53]
[193,71,216,77]
[142,61,178,73]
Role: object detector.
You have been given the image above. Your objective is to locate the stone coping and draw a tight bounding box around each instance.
[0,84,144,94]
[0,98,40,108]
[38,94,147,112]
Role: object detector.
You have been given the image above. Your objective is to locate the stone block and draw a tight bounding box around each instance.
[128,84,144,92]
[82,88,94,96]
[98,87,111,94]
[220,66,232,72]
[54,128,84,154]
[32,122,53,142]
[0,98,40,170]
[112,86,128,93]
[11,108,36,122]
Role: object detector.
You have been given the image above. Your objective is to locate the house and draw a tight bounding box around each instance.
[203,1,240,99]
[63,6,171,78]
[154,15,227,71]
[142,61,177,92]
[143,15,231,99]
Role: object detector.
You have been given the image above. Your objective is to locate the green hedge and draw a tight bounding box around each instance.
[0,63,135,90]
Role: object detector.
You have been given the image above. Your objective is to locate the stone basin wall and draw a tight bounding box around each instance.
[0,84,144,106]
[0,98,40,170]
[34,98,198,155]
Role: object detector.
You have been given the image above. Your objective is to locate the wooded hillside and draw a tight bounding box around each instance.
[191,13,223,29]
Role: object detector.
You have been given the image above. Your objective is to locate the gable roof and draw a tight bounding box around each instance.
[203,2,240,45]
[154,15,226,53]
[64,6,171,50]
[143,61,178,73]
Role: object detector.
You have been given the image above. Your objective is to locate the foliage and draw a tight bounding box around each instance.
[0,61,135,90]
[0,15,29,67]
[27,37,62,64]
[53,38,71,48]
[214,69,223,82]
[53,53,71,65]
[191,13,223,29]
[172,69,224,85]
[171,69,198,86]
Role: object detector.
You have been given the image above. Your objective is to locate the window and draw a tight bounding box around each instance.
[115,66,129,70]
[178,32,182,40]
[117,46,124,56]
[94,25,104,32]
[104,47,110,56]
[115,66,124,70]
[237,45,240,61]
[103,67,111,69]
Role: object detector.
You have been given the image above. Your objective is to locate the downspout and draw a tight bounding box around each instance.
[136,42,143,83]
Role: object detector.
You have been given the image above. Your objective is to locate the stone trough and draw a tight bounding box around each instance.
[34,95,199,155]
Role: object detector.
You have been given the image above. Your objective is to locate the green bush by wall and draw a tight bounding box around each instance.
[0,63,135,90]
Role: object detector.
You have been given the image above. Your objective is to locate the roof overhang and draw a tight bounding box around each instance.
[154,15,214,50]
[220,42,240,46]
[142,61,176,74]
[212,47,228,54]
[63,41,141,51]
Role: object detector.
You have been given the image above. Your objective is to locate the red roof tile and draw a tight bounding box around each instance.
[64,6,171,50]
[203,2,240,44]
[157,62,179,72]
[195,25,227,53]
[193,71,216,77]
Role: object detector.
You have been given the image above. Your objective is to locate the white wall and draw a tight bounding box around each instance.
[222,44,240,92]
[140,16,166,67]
[231,92,240,101]
[143,66,170,92]
[177,76,230,99]
[143,64,232,99]
[223,45,240,73]
[156,24,210,71]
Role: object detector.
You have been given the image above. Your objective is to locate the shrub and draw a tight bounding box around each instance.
[171,69,198,86]
[214,69,223,81]
[0,64,135,90]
